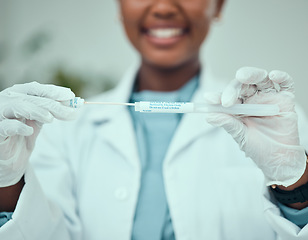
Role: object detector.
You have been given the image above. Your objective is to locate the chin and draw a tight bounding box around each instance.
[143,55,199,71]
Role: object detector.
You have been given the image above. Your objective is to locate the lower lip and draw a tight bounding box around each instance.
[144,33,186,47]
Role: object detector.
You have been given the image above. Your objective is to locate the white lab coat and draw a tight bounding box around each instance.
[1,64,308,240]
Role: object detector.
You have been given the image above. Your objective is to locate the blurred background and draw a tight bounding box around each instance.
[0,0,307,111]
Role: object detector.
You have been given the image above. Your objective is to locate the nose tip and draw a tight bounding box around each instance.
[150,0,178,19]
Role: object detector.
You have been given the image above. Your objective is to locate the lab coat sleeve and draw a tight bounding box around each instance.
[262,105,308,239]
[0,118,84,240]
[263,186,308,239]
[0,166,72,240]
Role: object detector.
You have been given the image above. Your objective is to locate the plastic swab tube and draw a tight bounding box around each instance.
[134,101,280,116]
[64,98,280,116]
[6,93,280,116]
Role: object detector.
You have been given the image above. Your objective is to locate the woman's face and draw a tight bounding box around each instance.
[118,0,224,69]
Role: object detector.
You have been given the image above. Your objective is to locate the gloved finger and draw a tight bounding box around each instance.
[3,81,75,101]
[221,67,265,107]
[236,67,268,85]
[205,113,247,147]
[2,94,78,122]
[46,102,78,121]
[222,67,270,107]
[0,119,34,139]
[237,67,276,93]
[1,99,54,123]
[203,91,242,106]
[269,70,295,93]
[24,95,79,120]
[203,92,222,104]
[221,79,242,107]
[220,79,249,107]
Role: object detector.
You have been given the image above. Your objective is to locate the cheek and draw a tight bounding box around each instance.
[183,1,216,43]
[119,1,149,28]
[119,3,145,49]
[188,16,212,52]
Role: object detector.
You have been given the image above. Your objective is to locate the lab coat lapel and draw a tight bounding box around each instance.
[164,91,213,165]
[98,107,140,169]
[88,64,141,169]
[88,63,225,168]
[164,68,225,165]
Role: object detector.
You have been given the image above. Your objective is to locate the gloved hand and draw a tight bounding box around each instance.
[204,67,307,187]
[0,81,78,187]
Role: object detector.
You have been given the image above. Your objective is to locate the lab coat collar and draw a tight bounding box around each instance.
[80,62,141,169]
[86,62,139,122]
[164,66,224,165]
[85,62,224,167]
[86,62,222,123]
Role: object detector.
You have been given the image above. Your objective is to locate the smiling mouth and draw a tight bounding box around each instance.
[142,27,189,38]
[141,26,189,47]
[147,28,187,38]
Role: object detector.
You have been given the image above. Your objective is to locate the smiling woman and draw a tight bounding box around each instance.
[1,0,308,240]
[118,0,224,91]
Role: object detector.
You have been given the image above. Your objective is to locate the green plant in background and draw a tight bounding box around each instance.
[0,29,117,95]
[51,68,86,97]
[50,68,116,98]
[21,30,51,59]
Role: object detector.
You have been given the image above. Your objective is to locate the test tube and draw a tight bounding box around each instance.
[134,101,280,116]
[63,98,280,116]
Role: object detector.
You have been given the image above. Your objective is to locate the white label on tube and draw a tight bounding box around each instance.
[136,101,194,113]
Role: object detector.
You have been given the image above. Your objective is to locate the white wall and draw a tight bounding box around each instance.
[0,0,307,111]
[204,0,308,112]
[0,0,136,94]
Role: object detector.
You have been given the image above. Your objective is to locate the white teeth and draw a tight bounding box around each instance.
[148,28,184,38]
